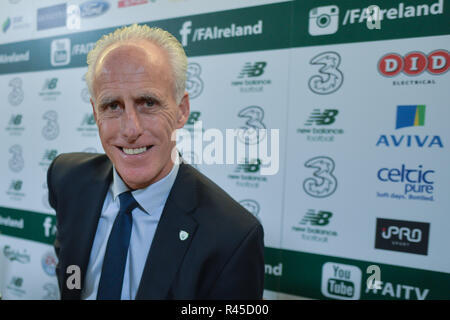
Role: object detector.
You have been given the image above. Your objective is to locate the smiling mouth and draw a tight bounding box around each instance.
[119,145,153,155]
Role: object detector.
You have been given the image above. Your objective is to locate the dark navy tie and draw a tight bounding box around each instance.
[97,191,138,300]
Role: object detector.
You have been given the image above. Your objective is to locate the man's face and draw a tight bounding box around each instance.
[91,40,189,189]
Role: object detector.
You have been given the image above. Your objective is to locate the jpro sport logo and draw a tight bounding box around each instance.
[375,218,430,255]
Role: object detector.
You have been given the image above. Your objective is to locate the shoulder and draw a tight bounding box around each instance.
[47,152,112,208]
[50,152,110,173]
[48,152,110,183]
[177,163,262,238]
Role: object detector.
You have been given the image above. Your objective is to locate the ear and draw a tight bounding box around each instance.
[90,98,98,123]
[175,92,190,129]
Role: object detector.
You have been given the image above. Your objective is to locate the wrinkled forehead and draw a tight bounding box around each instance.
[94,40,171,82]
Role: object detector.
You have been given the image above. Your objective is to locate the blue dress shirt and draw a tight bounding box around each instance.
[81,158,179,300]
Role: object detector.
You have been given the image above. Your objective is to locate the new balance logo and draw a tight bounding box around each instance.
[238,62,267,78]
[305,109,338,126]
[300,210,332,226]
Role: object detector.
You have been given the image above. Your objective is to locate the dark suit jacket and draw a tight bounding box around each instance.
[47,152,265,299]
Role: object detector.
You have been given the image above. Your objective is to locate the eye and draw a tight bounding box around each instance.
[145,99,155,108]
[108,102,119,110]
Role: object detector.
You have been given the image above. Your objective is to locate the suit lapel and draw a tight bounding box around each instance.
[64,155,112,299]
[135,163,199,299]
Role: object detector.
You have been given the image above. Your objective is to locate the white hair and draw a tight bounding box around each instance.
[86,24,187,104]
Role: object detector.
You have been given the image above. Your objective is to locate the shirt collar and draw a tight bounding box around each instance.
[111,153,180,215]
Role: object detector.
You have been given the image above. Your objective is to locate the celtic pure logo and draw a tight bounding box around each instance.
[237,106,266,145]
[9,144,24,172]
[239,199,260,219]
[303,156,337,198]
[186,62,203,99]
[8,77,24,106]
[42,110,59,140]
[308,52,343,95]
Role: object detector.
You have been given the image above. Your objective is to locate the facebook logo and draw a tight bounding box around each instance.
[179,21,192,46]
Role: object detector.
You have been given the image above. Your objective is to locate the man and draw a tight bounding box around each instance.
[47,24,265,300]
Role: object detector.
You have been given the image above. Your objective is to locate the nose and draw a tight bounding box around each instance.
[120,104,143,142]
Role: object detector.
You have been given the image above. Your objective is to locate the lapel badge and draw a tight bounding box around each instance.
[179,230,189,241]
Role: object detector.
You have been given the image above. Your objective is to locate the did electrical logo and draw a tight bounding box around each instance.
[378,49,449,86]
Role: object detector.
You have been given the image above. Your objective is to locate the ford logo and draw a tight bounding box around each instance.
[80,1,109,18]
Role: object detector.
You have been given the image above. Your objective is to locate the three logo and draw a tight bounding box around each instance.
[308,52,344,95]
[239,199,261,221]
[186,62,203,99]
[8,144,24,173]
[303,156,337,198]
[42,111,59,140]
[8,77,24,106]
[237,106,266,145]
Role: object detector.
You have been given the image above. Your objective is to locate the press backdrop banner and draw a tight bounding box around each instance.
[0,0,449,300]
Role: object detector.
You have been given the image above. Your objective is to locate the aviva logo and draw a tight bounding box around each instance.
[396,105,425,129]
[376,105,443,148]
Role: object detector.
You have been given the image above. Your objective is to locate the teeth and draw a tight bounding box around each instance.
[123,147,147,155]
